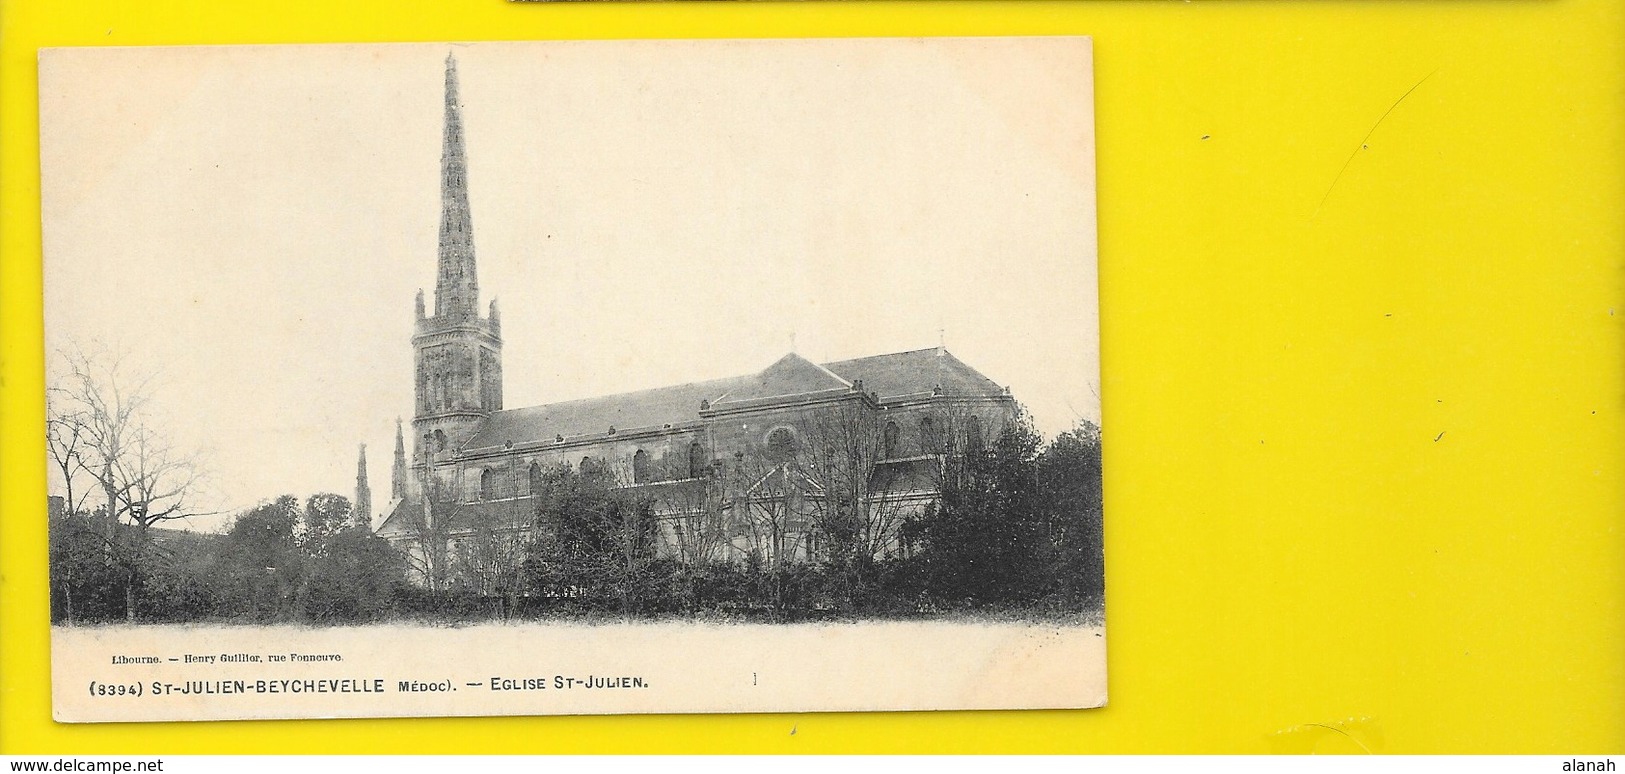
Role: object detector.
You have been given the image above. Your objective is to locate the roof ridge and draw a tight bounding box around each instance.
[808,358,853,387]
[713,352,851,405]
[821,346,941,366]
[778,351,853,388]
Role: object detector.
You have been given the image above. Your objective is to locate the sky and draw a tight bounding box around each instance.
[40,39,1099,532]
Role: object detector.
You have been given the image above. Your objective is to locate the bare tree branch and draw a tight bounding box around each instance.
[45,342,213,541]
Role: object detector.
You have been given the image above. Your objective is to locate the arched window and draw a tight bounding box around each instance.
[688,442,706,479]
[528,461,543,496]
[479,468,496,500]
[632,449,651,484]
[966,414,984,453]
[920,416,939,453]
[433,429,447,452]
[766,427,797,462]
[883,421,900,458]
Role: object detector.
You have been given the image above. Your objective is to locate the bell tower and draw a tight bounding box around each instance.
[412,52,502,488]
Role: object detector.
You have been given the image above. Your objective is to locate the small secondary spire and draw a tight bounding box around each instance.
[392,418,409,500]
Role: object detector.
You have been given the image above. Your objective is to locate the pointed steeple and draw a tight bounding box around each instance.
[392,418,409,499]
[410,53,503,471]
[435,52,478,321]
[354,443,372,528]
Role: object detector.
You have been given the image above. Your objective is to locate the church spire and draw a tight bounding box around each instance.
[435,52,478,320]
[392,418,409,499]
[411,53,503,478]
[354,443,372,528]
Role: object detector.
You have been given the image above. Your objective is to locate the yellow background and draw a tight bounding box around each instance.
[3,0,1622,754]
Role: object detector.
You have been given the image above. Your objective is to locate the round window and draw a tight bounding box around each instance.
[765,427,797,461]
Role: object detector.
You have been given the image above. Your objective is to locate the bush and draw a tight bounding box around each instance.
[47,417,1106,626]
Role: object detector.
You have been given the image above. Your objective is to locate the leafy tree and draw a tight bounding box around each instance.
[213,493,410,622]
[218,496,302,620]
[299,493,354,555]
[131,530,224,622]
[301,524,405,622]
[49,508,132,624]
[526,463,663,614]
[1038,420,1105,608]
[910,411,1050,608]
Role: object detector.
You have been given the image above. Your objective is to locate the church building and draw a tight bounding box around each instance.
[374,55,1018,588]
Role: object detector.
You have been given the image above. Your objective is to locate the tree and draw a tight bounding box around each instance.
[47,345,213,542]
[522,461,660,614]
[789,400,919,609]
[218,496,303,620]
[646,453,729,613]
[46,406,94,521]
[299,493,354,556]
[720,444,813,614]
[649,450,729,565]
[48,508,127,624]
[1038,420,1105,608]
[910,409,1049,608]
[46,344,216,621]
[203,493,412,623]
[450,497,532,614]
[460,452,536,614]
[299,507,405,623]
[398,502,453,593]
[398,444,454,593]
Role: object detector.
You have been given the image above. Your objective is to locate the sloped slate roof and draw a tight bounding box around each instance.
[711,353,850,407]
[463,348,1003,450]
[824,348,1005,400]
[378,495,535,536]
[465,375,745,450]
[375,497,416,537]
[440,498,538,532]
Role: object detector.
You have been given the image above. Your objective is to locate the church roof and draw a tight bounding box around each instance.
[825,347,1006,400]
[462,347,1005,451]
[464,375,745,450]
[377,495,532,537]
[710,353,850,407]
[440,498,537,532]
[376,496,431,537]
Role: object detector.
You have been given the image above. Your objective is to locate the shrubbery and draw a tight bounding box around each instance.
[51,494,409,625]
[50,419,1104,625]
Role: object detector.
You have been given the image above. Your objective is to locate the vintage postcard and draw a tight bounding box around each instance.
[39,38,1102,722]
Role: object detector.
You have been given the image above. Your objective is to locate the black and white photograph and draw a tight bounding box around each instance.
[40,38,1103,721]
